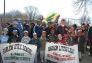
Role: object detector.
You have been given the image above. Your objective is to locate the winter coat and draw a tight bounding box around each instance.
[29,38,41,50]
[21,36,31,44]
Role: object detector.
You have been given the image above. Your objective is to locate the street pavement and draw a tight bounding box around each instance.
[38,53,92,63]
[80,53,92,63]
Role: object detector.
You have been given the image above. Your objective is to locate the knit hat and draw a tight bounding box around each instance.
[24,30,28,33]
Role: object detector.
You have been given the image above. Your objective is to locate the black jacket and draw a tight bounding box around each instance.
[88,26,92,41]
[57,26,68,35]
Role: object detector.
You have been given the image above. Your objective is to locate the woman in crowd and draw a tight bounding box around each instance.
[21,30,31,44]
[78,24,86,60]
[8,30,20,43]
[68,24,78,45]
[77,23,87,61]
[7,23,20,38]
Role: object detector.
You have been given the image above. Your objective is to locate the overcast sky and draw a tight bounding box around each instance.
[0,0,92,20]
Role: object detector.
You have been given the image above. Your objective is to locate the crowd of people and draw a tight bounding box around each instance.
[0,19,92,63]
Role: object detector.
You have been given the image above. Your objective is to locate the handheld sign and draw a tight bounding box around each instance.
[45,42,79,63]
[0,43,37,63]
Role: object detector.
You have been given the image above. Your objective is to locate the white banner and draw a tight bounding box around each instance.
[0,43,37,63]
[45,42,79,63]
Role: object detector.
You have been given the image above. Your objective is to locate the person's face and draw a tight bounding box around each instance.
[33,34,37,39]
[81,25,85,30]
[42,31,46,37]
[61,21,66,27]
[48,24,52,28]
[30,23,35,28]
[85,24,89,30]
[58,34,62,40]
[13,32,17,35]
[24,32,29,36]
[71,26,75,31]
[51,29,55,35]
[51,23,54,27]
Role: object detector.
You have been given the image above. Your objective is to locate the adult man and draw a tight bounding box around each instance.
[88,26,92,56]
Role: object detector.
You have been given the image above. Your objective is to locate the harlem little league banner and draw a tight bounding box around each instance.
[0,43,37,63]
[45,42,79,63]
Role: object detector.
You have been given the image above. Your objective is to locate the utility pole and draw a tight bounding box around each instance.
[4,0,5,21]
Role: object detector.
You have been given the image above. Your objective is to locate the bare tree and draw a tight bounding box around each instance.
[73,0,92,24]
[24,6,41,21]
[9,10,22,18]
[74,0,92,14]
[0,10,22,19]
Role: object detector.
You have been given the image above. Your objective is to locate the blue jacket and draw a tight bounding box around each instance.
[34,26,42,38]
[29,38,41,49]
[17,21,23,39]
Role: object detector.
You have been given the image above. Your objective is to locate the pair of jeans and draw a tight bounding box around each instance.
[40,49,45,62]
